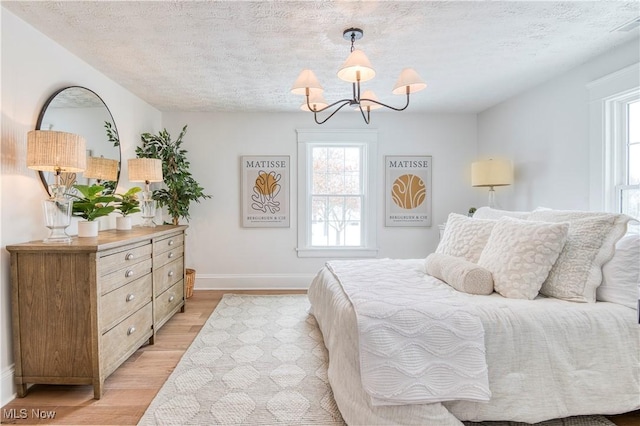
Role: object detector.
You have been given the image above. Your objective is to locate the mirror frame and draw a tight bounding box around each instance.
[35,86,121,195]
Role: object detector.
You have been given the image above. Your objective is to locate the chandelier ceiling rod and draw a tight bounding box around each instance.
[291,27,426,125]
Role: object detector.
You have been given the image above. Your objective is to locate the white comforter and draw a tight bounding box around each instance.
[326,259,490,406]
[309,259,640,425]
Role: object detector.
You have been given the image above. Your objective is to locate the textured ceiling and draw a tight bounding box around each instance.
[3,1,639,113]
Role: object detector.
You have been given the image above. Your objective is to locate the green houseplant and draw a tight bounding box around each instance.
[114,187,141,230]
[69,184,118,237]
[136,125,210,225]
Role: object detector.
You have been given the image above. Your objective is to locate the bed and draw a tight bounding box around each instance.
[308,208,640,425]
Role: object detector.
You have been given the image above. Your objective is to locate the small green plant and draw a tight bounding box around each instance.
[70,184,117,221]
[136,125,210,225]
[114,187,141,217]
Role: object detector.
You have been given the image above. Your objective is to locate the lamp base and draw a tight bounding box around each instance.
[487,187,498,209]
[140,190,157,227]
[42,190,72,244]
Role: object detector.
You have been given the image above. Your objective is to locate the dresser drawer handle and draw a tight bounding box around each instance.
[125,253,134,261]
[126,294,135,302]
[168,239,174,246]
[168,270,174,277]
[168,252,175,259]
[125,270,134,278]
[168,295,175,303]
[127,326,136,335]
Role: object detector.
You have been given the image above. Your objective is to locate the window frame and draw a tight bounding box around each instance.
[587,63,640,213]
[296,129,378,258]
[614,96,640,215]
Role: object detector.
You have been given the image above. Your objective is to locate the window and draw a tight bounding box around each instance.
[617,99,640,230]
[588,63,640,231]
[296,130,377,258]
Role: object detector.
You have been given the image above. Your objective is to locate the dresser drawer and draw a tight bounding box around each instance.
[101,302,152,375]
[99,274,152,334]
[153,244,184,269]
[154,257,184,296]
[154,280,184,327]
[98,243,152,276]
[153,233,184,256]
[100,258,152,295]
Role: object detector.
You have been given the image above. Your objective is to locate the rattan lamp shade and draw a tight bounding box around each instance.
[84,156,119,181]
[27,130,86,172]
[128,158,163,183]
[471,159,513,187]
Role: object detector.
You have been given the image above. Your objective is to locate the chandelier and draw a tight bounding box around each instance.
[291,28,426,125]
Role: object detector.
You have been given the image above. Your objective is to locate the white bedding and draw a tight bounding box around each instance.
[308,260,640,425]
[326,259,490,406]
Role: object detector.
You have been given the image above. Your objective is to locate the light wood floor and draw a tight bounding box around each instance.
[1,290,638,425]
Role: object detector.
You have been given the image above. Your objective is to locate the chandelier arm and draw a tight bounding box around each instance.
[306,96,354,113]
[356,105,371,125]
[313,100,353,125]
[360,93,411,112]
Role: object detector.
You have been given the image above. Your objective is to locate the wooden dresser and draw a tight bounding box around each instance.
[7,225,187,399]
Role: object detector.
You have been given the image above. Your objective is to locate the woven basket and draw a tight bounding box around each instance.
[185,268,196,298]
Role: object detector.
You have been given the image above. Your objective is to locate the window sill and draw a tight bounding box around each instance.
[296,247,379,258]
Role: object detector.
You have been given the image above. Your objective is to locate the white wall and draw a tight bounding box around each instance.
[161,112,478,289]
[477,38,640,211]
[0,9,161,405]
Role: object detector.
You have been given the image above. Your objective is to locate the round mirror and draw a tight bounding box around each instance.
[36,86,121,195]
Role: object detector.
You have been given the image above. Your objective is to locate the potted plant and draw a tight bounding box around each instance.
[114,187,141,230]
[137,125,210,299]
[70,184,117,237]
[136,125,210,225]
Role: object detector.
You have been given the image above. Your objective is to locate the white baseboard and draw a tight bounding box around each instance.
[194,274,315,290]
[1,364,15,406]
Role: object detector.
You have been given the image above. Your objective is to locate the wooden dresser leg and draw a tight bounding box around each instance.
[16,383,27,397]
[93,381,103,399]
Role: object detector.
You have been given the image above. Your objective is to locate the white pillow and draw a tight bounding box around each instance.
[472,206,530,220]
[597,234,639,310]
[436,213,495,263]
[478,217,569,300]
[528,209,631,302]
[425,253,494,295]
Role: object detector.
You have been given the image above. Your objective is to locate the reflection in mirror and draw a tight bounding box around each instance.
[36,86,121,195]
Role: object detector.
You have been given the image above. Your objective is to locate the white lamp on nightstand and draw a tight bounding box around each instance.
[471,159,513,208]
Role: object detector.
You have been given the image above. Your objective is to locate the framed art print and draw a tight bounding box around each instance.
[385,155,432,227]
[241,155,290,227]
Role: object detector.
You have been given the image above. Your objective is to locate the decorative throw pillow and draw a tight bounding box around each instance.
[478,217,569,300]
[597,233,640,310]
[436,213,496,263]
[425,253,494,295]
[472,206,530,220]
[528,209,632,302]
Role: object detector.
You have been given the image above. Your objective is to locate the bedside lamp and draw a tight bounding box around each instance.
[471,158,513,208]
[27,130,86,243]
[84,156,119,184]
[128,158,163,227]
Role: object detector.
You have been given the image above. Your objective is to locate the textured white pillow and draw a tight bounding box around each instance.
[528,209,632,302]
[425,253,494,295]
[478,217,569,300]
[436,213,496,263]
[596,234,639,309]
[472,206,530,220]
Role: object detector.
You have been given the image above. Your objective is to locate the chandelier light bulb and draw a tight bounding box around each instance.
[337,50,376,83]
[359,90,383,110]
[392,68,427,95]
[291,69,324,96]
[301,93,328,112]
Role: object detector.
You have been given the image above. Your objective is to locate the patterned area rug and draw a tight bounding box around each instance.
[138,295,615,426]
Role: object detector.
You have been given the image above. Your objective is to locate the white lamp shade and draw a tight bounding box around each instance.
[359,90,383,110]
[471,159,513,187]
[291,69,324,96]
[392,68,427,95]
[27,130,86,172]
[128,158,163,183]
[84,156,119,181]
[337,49,376,83]
[301,92,328,111]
